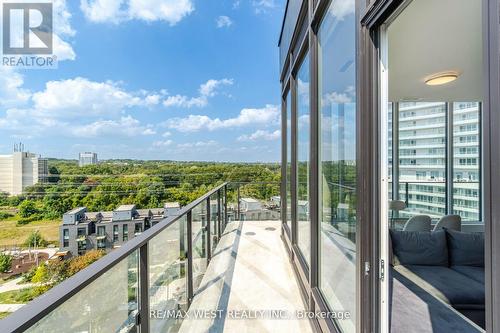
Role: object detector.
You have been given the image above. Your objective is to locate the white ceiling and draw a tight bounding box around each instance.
[388,0,483,102]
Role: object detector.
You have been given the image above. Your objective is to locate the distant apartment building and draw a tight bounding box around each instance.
[238,198,280,221]
[389,102,481,221]
[78,152,98,167]
[0,145,48,196]
[60,202,181,256]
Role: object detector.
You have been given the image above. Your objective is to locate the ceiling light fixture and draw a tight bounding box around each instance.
[425,72,459,86]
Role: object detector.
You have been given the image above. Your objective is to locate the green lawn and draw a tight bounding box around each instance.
[0,217,60,248]
[0,287,39,304]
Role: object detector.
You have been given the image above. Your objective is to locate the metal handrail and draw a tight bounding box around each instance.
[1,182,229,333]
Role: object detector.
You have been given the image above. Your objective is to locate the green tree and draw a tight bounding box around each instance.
[47,166,60,183]
[24,231,48,248]
[18,200,39,218]
[0,254,12,273]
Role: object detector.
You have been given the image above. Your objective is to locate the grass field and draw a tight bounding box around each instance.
[0,287,39,304]
[0,312,10,319]
[0,216,59,248]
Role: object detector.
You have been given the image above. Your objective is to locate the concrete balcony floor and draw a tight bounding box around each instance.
[179,220,312,333]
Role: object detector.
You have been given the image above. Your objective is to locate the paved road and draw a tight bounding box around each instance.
[0,277,35,294]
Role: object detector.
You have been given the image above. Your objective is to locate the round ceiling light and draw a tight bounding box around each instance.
[425,72,459,86]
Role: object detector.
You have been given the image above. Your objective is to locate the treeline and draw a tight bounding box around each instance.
[0,160,281,223]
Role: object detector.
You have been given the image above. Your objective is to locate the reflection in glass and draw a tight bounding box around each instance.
[26,251,139,333]
[191,202,208,292]
[296,54,310,265]
[286,92,292,232]
[210,194,219,249]
[318,0,356,331]
[149,217,188,332]
[453,102,481,222]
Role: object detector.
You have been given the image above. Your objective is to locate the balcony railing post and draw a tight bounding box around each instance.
[139,243,149,333]
[206,197,211,261]
[224,184,228,227]
[186,211,194,305]
[217,189,222,238]
[405,182,409,207]
[237,184,241,221]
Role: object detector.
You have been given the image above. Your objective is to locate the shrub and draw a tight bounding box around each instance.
[21,266,37,283]
[31,264,48,284]
[67,250,105,276]
[18,200,39,218]
[24,231,48,248]
[0,254,12,273]
[16,214,43,226]
[0,212,13,220]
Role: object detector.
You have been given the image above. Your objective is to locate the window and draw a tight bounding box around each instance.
[63,229,69,248]
[77,228,86,236]
[113,225,119,242]
[398,103,446,221]
[318,0,357,331]
[123,225,129,242]
[453,102,481,221]
[135,223,143,234]
[97,226,106,249]
[296,53,310,265]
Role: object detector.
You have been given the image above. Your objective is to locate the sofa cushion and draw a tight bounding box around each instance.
[451,266,485,285]
[398,265,485,309]
[446,229,484,267]
[390,230,448,266]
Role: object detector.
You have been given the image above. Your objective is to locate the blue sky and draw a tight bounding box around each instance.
[0,0,285,162]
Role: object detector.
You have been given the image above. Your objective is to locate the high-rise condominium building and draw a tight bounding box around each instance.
[79,152,98,167]
[389,102,481,222]
[0,147,48,196]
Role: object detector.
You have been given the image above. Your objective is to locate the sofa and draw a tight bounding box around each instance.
[390,228,485,329]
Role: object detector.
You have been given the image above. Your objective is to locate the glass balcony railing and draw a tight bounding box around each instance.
[388,180,481,228]
[1,182,281,333]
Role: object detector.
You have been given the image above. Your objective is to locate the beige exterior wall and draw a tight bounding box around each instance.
[0,152,47,195]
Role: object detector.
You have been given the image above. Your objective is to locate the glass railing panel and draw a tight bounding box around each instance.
[25,250,139,333]
[191,202,208,293]
[221,186,226,232]
[210,193,219,249]
[237,182,281,222]
[148,217,188,333]
[394,181,446,228]
[225,183,238,222]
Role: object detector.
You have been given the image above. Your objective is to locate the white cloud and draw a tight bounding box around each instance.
[216,16,233,28]
[53,34,76,61]
[80,0,126,23]
[166,104,279,132]
[252,0,276,13]
[0,68,31,108]
[153,139,173,147]
[329,0,355,21]
[80,0,194,25]
[31,77,159,118]
[238,129,280,142]
[163,78,233,108]
[52,0,77,60]
[71,116,156,138]
[162,131,172,137]
[177,140,217,149]
[322,86,355,106]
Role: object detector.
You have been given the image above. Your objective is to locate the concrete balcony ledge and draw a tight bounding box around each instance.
[178,220,312,333]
